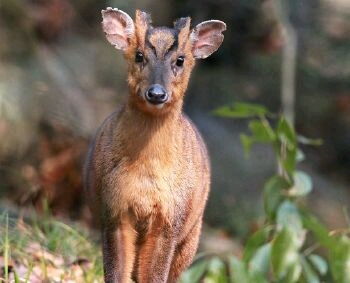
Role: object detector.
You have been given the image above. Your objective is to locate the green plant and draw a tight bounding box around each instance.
[181,102,350,283]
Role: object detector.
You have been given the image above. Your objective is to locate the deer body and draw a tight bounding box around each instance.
[84,7,226,282]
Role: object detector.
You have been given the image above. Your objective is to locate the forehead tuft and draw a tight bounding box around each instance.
[147,28,177,58]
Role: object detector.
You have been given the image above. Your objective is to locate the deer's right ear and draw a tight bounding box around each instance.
[101,7,135,50]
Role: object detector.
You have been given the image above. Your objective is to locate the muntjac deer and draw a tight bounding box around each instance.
[84,7,226,283]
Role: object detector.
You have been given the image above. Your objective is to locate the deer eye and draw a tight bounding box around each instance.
[176,56,184,67]
[135,51,144,63]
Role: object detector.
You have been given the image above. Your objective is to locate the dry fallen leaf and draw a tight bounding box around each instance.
[25,242,64,266]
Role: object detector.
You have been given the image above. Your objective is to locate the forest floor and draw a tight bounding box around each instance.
[0,204,241,283]
[0,206,103,282]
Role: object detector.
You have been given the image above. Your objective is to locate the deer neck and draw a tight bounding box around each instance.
[117,103,183,164]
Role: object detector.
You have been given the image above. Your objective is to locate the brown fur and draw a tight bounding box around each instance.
[85,8,225,283]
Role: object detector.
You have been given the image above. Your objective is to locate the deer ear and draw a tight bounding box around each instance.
[101,7,135,50]
[190,20,226,59]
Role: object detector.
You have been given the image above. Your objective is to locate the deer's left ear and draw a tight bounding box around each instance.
[190,20,226,59]
[101,7,135,50]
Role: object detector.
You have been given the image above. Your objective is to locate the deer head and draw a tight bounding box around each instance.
[101,7,226,115]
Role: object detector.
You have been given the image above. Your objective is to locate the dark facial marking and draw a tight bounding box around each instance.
[146,28,179,59]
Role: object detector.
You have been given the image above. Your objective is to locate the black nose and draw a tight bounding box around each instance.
[145,84,168,105]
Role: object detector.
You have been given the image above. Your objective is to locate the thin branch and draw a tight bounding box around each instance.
[274,0,298,126]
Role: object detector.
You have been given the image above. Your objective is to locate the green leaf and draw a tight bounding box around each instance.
[296,149,305,162]
[228,256,249,283]
[263,176,290,220]
[282,146,297,178]
[243,227,272,263]
[277,117,296,146]
[285,260,302,283]
[240,134,254,157]
[248,120,275,143]
[248,272,269,283]
[301,255,320,283]
[276,117,297,177]
[289,171,313,196]
[276,200,302,230]
[204,257,228,283]
[329,236,350,283]
[302,212,336,249]
[271,228,299,280]
[213,103,269,118]
[180,260,208,283]
[248,243,271,275]
[297,135,323,146]
[276,201,305,246]
[308,254,328,276]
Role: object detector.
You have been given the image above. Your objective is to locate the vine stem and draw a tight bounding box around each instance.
[274,0,298,126]
[273,0,298,177]
[281,23,297,126]
[303,243,321,256]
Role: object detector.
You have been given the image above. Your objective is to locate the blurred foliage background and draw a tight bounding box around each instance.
[0,0,350,260]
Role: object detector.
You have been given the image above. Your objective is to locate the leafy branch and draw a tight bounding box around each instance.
[181,103,350,283]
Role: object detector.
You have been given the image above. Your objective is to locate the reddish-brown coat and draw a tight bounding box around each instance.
[84,8,225,282]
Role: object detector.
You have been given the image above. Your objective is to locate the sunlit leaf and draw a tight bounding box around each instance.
[276,200,301,229]
[276,201,304,247]
[248,243,271,275]
[285,260,302,283]
[297,135,323,146]
[271,228,299,280]
[301,255,320,283]
[289,171,313,196]
[296,149,305,162]
[308,254,328,276]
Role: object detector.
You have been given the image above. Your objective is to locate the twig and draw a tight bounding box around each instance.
[274,0,298,126]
